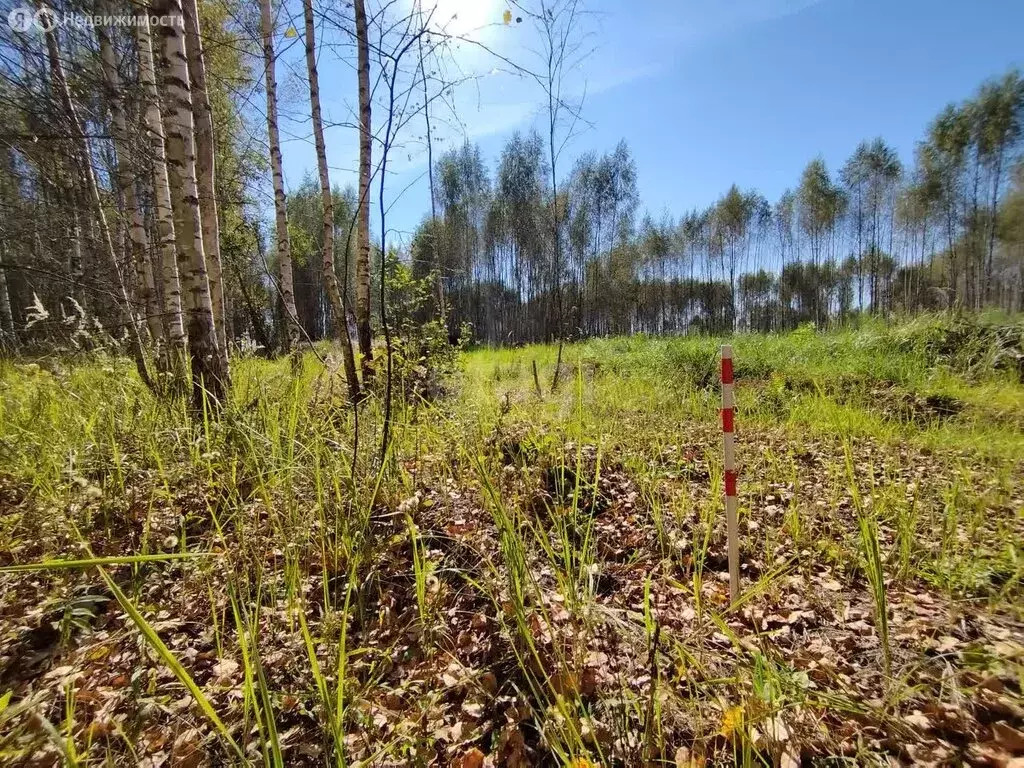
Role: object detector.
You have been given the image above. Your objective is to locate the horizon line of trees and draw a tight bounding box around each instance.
[0,1,1022,399]
[403,68,1024,343]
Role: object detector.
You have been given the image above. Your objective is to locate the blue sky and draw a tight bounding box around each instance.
[273,0,1024,246]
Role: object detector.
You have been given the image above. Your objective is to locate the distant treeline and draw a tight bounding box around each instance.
[1,41,1021,358]
[398,69,1024,343]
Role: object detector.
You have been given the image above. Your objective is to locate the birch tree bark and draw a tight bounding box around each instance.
[138,12,188,379]
[182,0,228,364]
[260,0,301,358]
[354,0,374,379]
[0,153,13,348]
[98,11,165,358]
[156,0,229,404]
[0,244,15,352]
[38,5,153,389]
[69,203,85,311]
[303,0,361,402]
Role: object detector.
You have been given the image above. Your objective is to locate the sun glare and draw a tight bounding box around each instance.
[424,0,502,38]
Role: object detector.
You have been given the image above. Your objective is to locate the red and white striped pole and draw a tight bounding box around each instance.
[721,345,740,602]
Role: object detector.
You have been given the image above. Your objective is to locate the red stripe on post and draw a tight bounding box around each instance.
[721,407,734,433]
[721,358,733,384]
[725,470,738,497]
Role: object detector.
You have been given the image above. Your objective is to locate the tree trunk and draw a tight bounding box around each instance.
[157,0,229,405]
[69,202,85,311]
[303,0,361,403]
[985,147,1004,303]
[260,0,301,359]
[0,151,19,353]
[0,243,15,352]
[98,10,165,360]
[138,12,188,380]
[970,153,982,312]
[416,0,444,325]
[354,0,374,380]
[183,0,229,364]
[39,5,153,390]
[946,204,960,311]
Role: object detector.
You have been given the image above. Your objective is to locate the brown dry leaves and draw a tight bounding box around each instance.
[1,416,1022,765]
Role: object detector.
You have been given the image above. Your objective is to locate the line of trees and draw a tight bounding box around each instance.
[0,0,1022,403]
[0,0,241,401]
[0,0,465,414]
[410,69,1024,343]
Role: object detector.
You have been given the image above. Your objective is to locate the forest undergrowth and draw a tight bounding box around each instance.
[0,316,1022,767]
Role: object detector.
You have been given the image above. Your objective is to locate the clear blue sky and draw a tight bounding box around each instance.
[274,0,1024,247]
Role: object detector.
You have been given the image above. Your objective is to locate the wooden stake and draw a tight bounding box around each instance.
[721,345,739,602]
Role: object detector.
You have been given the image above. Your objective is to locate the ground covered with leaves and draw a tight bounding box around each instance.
[1,317,1023,766]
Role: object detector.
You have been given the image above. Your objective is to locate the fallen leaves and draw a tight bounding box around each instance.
[993,722,1024,753]
[459,747,485,768]
[1,366,1022,767]
[675,746,706,768]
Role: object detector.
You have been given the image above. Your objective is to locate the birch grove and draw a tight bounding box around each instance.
[0,0,1020,394]
[38,2,153,388]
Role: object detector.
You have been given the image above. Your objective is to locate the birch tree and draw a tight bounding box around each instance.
[138,12,188,379]
[97,9,165,358]
[975,71,1023,299]
[0,242,14,351]
[416,0,444,322]
[260,0,301,357]
[157,0,229,403]
[303,0,361,402]
[183,0,228,366]
[354,0,374,379]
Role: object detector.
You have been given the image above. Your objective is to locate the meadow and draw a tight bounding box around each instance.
[0,316,1022,766]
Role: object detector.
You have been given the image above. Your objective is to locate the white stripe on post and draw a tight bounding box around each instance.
[721,344,739,602]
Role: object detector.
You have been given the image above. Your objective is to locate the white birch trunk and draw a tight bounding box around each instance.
[137,12,188,377]
[260,0,301,357]
[156,0,229,402]
[182,0,228,362]
[0,243,15,350]
[354,0,374,378]
[98,10,165,358]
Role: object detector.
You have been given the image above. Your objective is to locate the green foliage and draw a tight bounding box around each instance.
[385,252,466,401]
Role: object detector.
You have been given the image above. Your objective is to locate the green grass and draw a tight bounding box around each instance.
[0,315,1022,765]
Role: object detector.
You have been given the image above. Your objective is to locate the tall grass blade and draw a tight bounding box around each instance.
[96,567,245,761]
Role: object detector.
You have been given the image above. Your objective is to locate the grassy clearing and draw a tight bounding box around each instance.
[1,316,1022,766]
